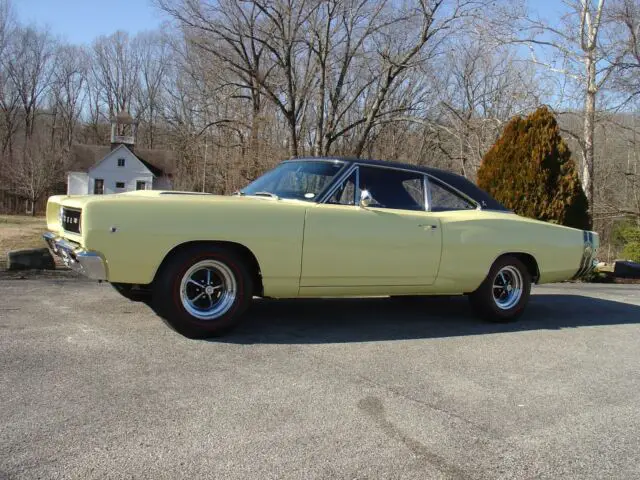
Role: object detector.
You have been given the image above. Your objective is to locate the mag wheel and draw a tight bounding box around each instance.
[152,246,253,338]
[469,255,531,323]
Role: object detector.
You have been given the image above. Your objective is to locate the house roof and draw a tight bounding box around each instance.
[67,144,175,176]
[136,155,164,177]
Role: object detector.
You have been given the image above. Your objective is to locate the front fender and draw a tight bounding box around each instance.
[82,196,307,297]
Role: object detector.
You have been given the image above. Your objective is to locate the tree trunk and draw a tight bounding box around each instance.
[249,87,261,177]
[583,53,596,214]
[287,114,298,158]
[314,59,326,156]
[148,105,155,150]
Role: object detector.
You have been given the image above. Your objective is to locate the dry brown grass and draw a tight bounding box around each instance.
[0,215,48,269]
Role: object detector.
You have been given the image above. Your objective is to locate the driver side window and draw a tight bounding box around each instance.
[358,166,425,211]
[327,171,356,205]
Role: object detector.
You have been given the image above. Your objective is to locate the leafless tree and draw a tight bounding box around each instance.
[133,31,171,148]
[159,0,496,158]
[8,132,65,215]
[5,26,55,140]
[51,44,88,148]
[429,40,542,178]
[605,0,640,223]
[92,31,141,120]
[610,0,640,102]
[158,0,273,172]
[0,9,19,157]
[304,0,411,156]
[0,0,17,165]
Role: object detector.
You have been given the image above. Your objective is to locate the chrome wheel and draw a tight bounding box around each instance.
[492,265,523,310]
[179,260,237,321]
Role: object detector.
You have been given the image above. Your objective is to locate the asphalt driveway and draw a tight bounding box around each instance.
[1,278,639,479]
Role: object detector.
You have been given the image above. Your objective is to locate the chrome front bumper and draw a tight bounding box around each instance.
[43,232,107,280]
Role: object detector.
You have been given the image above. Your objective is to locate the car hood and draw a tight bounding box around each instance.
[48,190,309,209]
[45,190,312,232]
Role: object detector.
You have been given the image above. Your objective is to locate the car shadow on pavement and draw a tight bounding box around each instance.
[212,294,640,344]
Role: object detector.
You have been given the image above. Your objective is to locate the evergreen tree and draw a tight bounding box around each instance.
[477,106,590,229]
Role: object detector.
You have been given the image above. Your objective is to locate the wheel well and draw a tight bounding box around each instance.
[500,252,540,284]
[153,241,264,296]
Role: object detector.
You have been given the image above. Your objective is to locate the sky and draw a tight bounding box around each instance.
[13,0,570,46]
[14,0,166,44]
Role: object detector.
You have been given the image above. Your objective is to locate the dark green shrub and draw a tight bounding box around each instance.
[612,221,640,262]
[477,106,591,229]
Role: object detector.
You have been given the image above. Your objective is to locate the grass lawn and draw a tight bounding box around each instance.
[0,215,49,269]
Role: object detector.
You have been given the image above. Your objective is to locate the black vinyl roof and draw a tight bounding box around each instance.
[291,156,510,211]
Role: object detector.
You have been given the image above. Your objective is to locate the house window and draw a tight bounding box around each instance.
[117,158,125,167]
[115,182,125,189]
[94,179,104,195]
[136,181,146,190]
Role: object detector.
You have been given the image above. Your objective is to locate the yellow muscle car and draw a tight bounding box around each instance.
[43,157,599,338]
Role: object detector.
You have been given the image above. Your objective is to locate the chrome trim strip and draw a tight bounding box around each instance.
[43,232,107,280]
[355,165,360,206]
[423,175,432,212]
[282,158,347,166]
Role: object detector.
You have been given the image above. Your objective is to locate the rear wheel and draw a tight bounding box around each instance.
[152,246,253,338]
[469,255,531,322]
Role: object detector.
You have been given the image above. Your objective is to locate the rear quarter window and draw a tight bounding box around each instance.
[430,180,476,211]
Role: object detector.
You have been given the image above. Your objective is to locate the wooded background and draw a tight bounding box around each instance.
[0,0,638,261]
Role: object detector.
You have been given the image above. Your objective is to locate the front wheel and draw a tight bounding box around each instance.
[152,246,253,338]
[469,255,531,323]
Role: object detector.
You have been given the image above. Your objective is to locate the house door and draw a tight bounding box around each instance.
[136,181,146,190]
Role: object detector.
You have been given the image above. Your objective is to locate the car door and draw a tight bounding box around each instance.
[299,165,442,288]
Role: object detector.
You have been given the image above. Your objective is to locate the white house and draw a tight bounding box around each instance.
[66,111,173,195]
[67,144,172,195]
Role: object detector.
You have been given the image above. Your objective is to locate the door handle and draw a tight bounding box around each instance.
[418,224,438,230]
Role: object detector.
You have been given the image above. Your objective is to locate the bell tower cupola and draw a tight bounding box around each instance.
[110,110,137,151]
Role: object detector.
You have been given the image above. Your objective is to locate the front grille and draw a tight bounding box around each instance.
[61,208,81,234]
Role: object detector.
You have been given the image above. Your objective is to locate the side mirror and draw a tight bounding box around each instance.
[360,189,372,207]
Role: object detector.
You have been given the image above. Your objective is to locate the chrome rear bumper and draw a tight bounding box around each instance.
[43,232,107,280]
[573,231,598,279]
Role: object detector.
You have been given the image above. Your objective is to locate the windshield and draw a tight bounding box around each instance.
[240,160,345,201]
